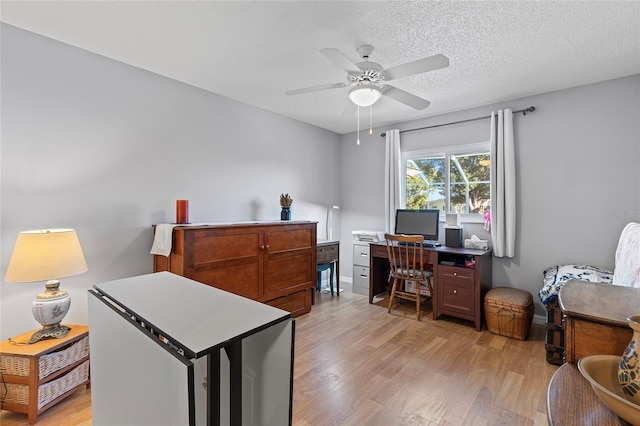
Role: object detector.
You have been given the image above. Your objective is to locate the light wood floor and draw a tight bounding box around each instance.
[0,283,558,425]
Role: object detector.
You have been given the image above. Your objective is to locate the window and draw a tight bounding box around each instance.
[403,143,490,217]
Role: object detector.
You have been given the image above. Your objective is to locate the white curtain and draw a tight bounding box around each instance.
[385,129,402,233]
[490,109,516,258]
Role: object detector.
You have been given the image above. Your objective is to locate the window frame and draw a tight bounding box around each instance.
[401,142,490,223]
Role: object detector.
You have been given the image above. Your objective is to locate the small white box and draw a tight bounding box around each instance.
[445,213,460,226]
[404,280,431,296]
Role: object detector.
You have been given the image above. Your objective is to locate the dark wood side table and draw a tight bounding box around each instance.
[559,281,639,363]
[314,240,340,303]
[547,362,630,425]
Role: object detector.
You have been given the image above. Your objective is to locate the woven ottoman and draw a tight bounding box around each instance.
[484,287,534,340]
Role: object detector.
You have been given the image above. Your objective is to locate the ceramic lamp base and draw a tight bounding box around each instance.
[30,280,71,343]
[29,324,71,344]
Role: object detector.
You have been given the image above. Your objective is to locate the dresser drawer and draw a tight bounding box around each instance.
[439,279,474,316]
[265,289,311,318]
[353,244,370,266]
[317,243,339,264]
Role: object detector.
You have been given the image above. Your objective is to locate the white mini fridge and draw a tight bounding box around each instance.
[88,271,294,426]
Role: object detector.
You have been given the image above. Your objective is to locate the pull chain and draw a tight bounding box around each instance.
[357,105,360,145]
[369,105,373,135]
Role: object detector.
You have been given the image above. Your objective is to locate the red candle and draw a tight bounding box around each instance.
[176,200,189,224]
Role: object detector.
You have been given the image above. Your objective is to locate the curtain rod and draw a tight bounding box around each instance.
[380,106,536,138]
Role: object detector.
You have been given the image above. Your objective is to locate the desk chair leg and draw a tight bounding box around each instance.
[388,277,399,314]
[416,284,421,321]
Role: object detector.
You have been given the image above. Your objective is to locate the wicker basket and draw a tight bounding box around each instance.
[39,336,90,380]
[2,360,89,410]
[0,336,89,381]
[0,354,30,377]
[38,360,89,409]
[3,382,30,406]
[485,287,534,340]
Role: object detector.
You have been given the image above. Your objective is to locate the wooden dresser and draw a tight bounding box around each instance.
[559,280,640,363]
[153,221,317,317]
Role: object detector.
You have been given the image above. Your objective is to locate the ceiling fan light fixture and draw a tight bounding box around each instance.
[348,84,382,107]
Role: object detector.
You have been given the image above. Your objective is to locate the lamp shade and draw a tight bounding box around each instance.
[348,84,382,107]
[5,229,88,283]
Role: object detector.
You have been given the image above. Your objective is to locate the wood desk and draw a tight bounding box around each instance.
[369,242,492,330]
[559,281,639,363]
[547,362,629,425]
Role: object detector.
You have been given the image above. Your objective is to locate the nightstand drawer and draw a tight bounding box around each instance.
[317,243,339,264]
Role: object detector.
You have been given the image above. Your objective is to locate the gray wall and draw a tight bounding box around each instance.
[339,74,640,316]
[2,23,638,339]
[0,24,342,339]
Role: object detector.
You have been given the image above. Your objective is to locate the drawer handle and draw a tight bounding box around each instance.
[360,274,367,278]
[453,272,458,276]
[453,289,457,294]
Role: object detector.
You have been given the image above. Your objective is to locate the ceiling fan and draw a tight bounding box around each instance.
[285,45,449,111]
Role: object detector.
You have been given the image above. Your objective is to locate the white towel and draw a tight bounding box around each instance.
[150,224,178,257]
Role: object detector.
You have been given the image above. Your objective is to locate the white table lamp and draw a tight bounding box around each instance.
[5,229,88,343]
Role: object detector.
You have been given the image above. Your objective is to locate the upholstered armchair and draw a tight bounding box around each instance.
[539,222,640,306]
[540,222,640,365]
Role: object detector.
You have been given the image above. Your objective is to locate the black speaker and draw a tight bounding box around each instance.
[445,227,463,248]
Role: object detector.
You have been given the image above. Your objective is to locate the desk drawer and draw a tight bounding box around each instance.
[353,244,370,267]
[438,265,474,283]
[317,244,339,264]
[439,279,474,316]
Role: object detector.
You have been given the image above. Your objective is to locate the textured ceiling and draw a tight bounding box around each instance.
[2,1,639,134]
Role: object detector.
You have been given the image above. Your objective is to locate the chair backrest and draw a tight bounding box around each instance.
[613,222,640,287]
[384,233,425,280]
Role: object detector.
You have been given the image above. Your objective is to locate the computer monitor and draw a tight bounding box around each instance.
[394,209,440,244]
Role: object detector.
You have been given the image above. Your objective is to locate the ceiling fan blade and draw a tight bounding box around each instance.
[285,82,346,96]
[381,85,431,110]
[319,48,362,74]
[383,54,449,81]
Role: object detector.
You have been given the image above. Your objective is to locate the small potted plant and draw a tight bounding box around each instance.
[280,193,293,220]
